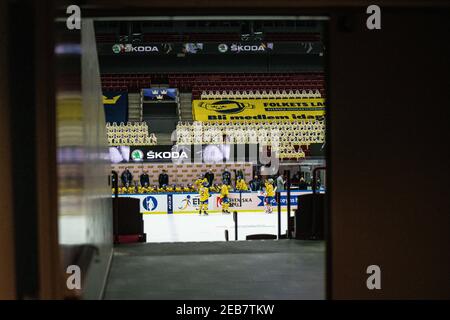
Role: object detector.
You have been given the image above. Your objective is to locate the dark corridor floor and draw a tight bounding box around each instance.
[104,240,325,300]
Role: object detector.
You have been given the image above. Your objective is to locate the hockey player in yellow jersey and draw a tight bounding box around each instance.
[195,175,208,190]
[198,181,210,215]
[236,178,248,191]
[220,184,231,214]
[264,178,276,214]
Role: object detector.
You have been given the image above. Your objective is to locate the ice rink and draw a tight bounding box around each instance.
[143,210,289,242]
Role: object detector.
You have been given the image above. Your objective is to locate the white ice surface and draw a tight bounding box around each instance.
[143,211,289,242]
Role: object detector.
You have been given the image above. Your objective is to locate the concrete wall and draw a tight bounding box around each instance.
[56,19,113,299]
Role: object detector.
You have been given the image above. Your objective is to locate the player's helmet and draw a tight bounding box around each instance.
[268,178,274,183]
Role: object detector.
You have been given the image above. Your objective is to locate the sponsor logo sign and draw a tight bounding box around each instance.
[193,98,325,122]
[99,42,321,56]
[131,149,144,162]
[112,43,160,54]
[218,43,228,53]
[197,100,255,114]
[136,194,168,213]
[118,146,191,163]
[120,191,318,214]
[173,194,205,212]
[147,151,189,160]
[230,42,274,53]
[218,43,273,53]
[142,196,158,211]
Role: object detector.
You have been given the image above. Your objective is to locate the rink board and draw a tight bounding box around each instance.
[115,190,322,214]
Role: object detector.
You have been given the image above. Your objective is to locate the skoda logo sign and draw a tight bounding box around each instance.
[112,44,122,54]
[131,149,144,162]
[111,43,159,54]
[147,150,189,160]
[143,196,158,211]
[218,44,228,53]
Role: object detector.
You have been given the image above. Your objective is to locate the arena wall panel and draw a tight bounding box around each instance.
[56,20,112,299]
[111,162,253,186]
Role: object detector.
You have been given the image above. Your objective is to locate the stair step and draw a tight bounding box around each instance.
[155,133,174,145]
[127,93,142,122]
[178,93,193,122]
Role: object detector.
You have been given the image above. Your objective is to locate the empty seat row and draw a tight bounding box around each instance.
[108,136,157,146]
[200,89,322,100]
[100,73,325,94]
[176,120,325,147]
[106,122,157,146]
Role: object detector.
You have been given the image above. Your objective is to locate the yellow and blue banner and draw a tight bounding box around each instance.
[103,91,128,123]
[192,98,325,122]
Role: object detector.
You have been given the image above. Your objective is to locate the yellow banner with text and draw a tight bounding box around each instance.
[192,98,325,122]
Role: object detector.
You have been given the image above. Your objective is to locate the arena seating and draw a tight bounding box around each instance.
[176,120,324,159]
[106,122,157,146]
[95,32,321,43]
[277,145,307,160]
[200,89,322,100]
[264,32,321,41]
[101,72,326,159]
[101,74,151,91]
[100,72,326,97]
[168,73,325,99]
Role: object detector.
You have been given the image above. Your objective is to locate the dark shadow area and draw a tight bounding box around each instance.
[105,240,325,299]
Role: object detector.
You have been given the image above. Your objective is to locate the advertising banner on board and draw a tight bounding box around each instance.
[138,194,168,214]
[192,98,325,122]
[109,144,260,164]
[97,42,323,56]
[117,190,319,214]
[109,145,183,164]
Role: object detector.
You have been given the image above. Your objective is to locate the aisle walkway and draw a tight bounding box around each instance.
[104,240,325,300]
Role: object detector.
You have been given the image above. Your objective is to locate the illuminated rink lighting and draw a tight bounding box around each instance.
[143,211,289,242]
[121,123,315,243]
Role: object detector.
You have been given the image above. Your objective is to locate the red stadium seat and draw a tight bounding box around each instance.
[100,72,325,96]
